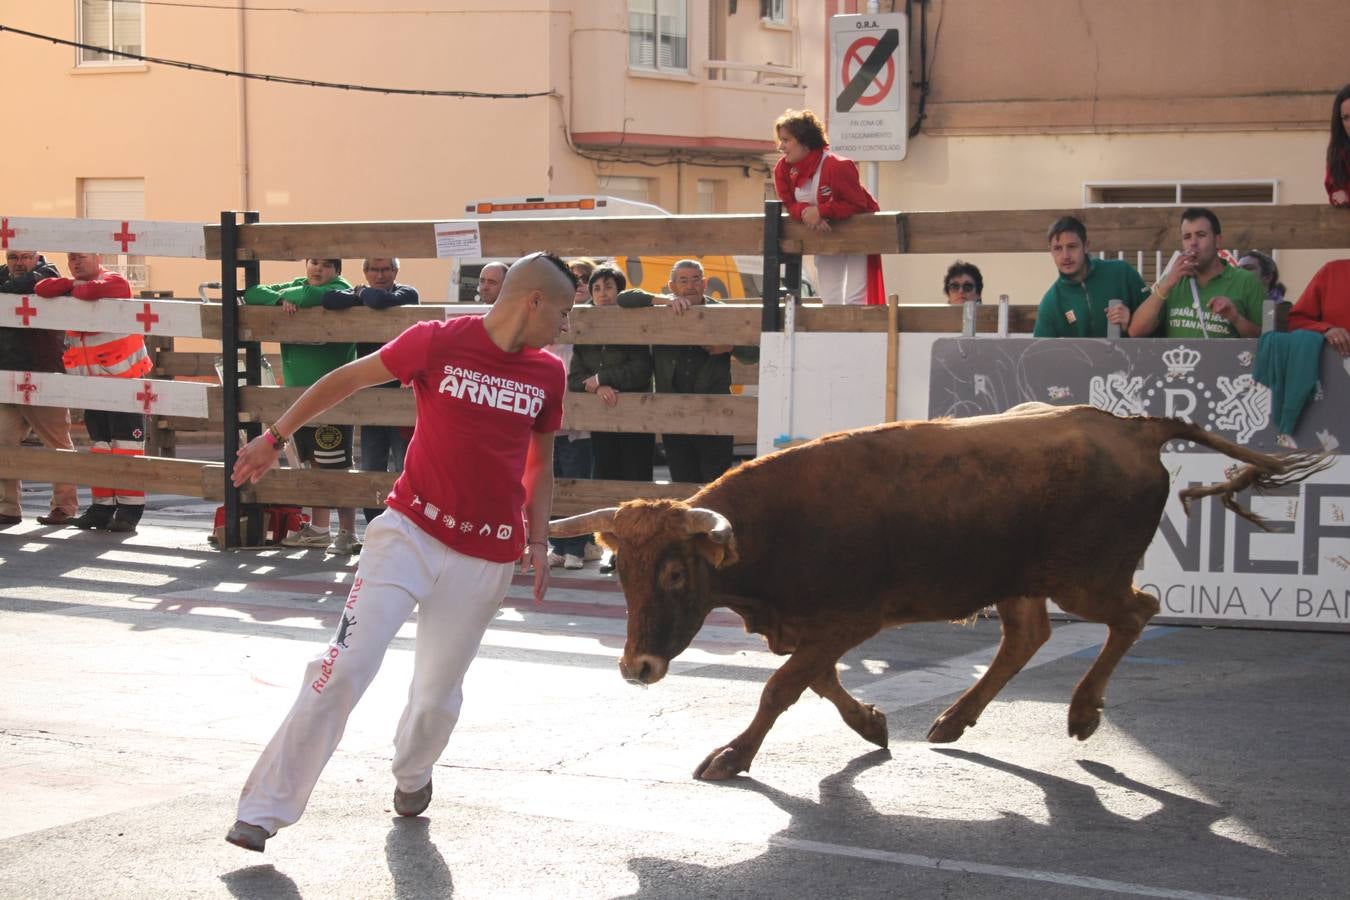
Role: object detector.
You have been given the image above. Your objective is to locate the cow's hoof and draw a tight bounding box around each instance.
[858,705,889,748]
[694,747,745,781]
[1068,704,1102,741]
[926,714,970,744]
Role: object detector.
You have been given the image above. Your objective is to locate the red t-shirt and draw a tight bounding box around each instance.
[379,316,565,562]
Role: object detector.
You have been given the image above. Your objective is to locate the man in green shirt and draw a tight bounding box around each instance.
[1129,208,1263,339]
[1034,216,1146,338]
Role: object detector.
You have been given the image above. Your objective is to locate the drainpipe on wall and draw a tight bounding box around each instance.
[235,0,250,210]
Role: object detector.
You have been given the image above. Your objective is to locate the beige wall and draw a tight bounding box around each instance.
[3,0,797,299]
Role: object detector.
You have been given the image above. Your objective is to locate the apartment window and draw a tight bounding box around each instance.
[78,0,144,66]
[628,0,688,72]
[598,175,655,205]
[1084,180,1278,207]
[761,0,788,24]
[80,177,148,288]
[696,179,726,214]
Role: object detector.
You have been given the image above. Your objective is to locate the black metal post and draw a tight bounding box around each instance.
[784,255,802,303]
[761,200,783,333]
[240,211,264,545]
[220,211,242,548]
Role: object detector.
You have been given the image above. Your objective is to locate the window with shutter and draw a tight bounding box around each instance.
[79,178,148,287]
[78,0,144,66]
[628,0,688,73]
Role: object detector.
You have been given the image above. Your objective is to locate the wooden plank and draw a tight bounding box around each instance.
[206,215,767,261]
[564,393,757,437]
[552,478,699,515]
[3,295,206,339]
[239,386,414,427]
[793,303,1037,333]
[0,217,206,258]
[0,445,224,500]
[243,468,398,509]
[236,304,445,343]
[154,351,284,379]
[896,204,1350,255]
[196,203,1350,264]
[0,372,210,418]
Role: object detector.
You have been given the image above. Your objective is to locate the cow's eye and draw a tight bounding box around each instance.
[659,564,686,592]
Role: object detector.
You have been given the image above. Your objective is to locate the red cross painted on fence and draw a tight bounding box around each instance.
[136,382,159,415]
[16,373,39,405]
[0,218,15,249]
[136,302,160,333]
[114,221,138,253]
[14,295,38,326]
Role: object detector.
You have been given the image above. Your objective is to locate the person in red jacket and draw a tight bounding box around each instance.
[773,108,884,305]
[34,252,151,532]
[1288,258,1350,356]
[1326,83,1350,208]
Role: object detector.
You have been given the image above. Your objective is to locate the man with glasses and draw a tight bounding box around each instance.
[1034,216,1147,338]
[943,260,984,305]
[324,257,420,525]
[0,250,79,528]
[618,259,759,484]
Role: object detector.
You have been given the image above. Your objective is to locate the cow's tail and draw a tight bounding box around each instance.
[1149,418,1335,529]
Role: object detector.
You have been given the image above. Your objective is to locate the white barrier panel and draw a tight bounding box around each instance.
[0,371,209,418]
[0,216,205,258]
[4,295,206,339]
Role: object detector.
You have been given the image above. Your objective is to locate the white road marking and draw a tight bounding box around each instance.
[770,835,1246,900]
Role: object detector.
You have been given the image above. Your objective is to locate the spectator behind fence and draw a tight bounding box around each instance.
[244,258,360,553]
[477,261,507,305]
[773,108,884,305]
[1237,250,1286,302]
[617,259,758,484]
[1288,258,1350,356]
[224,252,575,855]
[34,252,150,532]
[323,257,420,524]
[1129,208,1263,339]
[540,257,604,571]
[1033,216,1146,337]
[0,250,78,528]
[1325,83,1350,208]
[943,260,983,305]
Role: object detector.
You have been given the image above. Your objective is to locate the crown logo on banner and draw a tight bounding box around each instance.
[1162,345,1201,380]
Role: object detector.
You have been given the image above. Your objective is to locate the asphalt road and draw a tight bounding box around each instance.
[1,489,1347,899]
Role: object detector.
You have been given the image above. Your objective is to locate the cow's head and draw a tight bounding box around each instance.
[549,499,738,686]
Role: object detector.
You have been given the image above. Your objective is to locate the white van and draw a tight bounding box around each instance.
[448,195,809,302]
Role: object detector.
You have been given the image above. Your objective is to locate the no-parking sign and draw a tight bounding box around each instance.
[829,13,908,161]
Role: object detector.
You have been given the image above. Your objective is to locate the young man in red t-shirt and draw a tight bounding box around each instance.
[225,252,576,853]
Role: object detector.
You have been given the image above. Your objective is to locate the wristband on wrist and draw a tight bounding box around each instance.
[263,426,288,449]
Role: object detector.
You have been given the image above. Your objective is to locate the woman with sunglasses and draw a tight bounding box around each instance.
[943,260,983,305]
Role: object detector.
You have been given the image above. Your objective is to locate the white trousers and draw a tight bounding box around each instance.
[236,509,513,834]
[813,253,868,305]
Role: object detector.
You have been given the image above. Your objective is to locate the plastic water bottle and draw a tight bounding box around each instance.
[997,294,1010,336]
[1107,298,1124,339]
[962,299,978,337]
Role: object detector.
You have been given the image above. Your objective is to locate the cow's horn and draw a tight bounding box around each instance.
[685,507,734,544]
[548,507,618,537]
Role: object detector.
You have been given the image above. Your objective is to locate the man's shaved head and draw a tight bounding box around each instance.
[500,252,575,302]
[483,251,578,352]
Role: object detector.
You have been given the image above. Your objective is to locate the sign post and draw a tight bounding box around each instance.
[829,13,908,162]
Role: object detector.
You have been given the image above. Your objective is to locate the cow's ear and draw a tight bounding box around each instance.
[693,534,739,569]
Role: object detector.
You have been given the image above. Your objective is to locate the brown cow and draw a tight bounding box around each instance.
[550,404,1331,781]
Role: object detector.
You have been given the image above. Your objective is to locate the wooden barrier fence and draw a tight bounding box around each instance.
[2,204,1347,548]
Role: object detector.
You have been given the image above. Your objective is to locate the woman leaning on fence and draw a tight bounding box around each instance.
[772,108,885,305]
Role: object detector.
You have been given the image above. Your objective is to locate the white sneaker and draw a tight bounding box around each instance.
[281,523,331,548]
[582,543,604,562]
[563,553,584,570]
[547,551,564,568]
[332,529,362,554]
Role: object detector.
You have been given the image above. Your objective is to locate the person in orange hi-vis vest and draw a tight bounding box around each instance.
[34,252,151,532]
